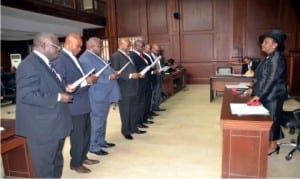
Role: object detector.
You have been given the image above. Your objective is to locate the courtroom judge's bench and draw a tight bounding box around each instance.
[220,88,272,178]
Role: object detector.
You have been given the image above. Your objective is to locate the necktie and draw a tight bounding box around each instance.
[49,63,61,82]
[140,54,148,64]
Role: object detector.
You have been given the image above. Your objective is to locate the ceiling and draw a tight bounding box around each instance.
[1,6,104,41]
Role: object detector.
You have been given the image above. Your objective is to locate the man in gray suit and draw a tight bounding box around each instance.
[16,33,73,178]
[79,37,121,155]
[110,38,146,140]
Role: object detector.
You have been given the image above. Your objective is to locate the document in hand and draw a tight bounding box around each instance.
[117,62,130,75]
[70,68,95,89]
[94,63,110,77]
[139,65,152,76]
[159,66,171,72]
[150,56,162,68]
[230,103,269,115]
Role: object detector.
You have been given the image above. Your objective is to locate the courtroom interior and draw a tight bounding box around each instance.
[1,0,300,178]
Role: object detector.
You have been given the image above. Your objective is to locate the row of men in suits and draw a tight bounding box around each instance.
[110,39,166,141]
[16,33,166,177]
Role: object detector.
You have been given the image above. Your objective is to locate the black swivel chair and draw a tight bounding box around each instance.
[282,108,300,160]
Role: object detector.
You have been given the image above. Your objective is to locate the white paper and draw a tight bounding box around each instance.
[117,62,130,75]
[159,66,171,72]
[70,68,95,89]
[0,126,5,131]
[139,65,152,75]
[150,56,161,68]
[231,74,243,77]
[94,63,110,77]
[225,83,250,89]
[230,103,269,116]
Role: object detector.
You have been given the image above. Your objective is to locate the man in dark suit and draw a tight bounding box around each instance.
[16,33,73,178]
[110,38,146,140]
[129,40,153,128]
[241,56,259,75]
[53,33,98,173]
[79,37,121,155]
[151,44,166,112]
[143,44,159,118]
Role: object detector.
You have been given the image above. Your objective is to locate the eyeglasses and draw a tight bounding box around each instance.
[47,42,62,51]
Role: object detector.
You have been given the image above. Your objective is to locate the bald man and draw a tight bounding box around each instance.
[53,33,98,173]
[110,38,145,140]
[79,37,121,155]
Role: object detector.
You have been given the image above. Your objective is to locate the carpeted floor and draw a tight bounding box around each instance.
[1,85,300,178]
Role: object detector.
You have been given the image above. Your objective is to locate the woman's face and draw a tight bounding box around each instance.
[261,37,278,54]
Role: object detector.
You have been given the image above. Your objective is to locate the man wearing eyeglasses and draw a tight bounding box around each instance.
[16,33,74,178]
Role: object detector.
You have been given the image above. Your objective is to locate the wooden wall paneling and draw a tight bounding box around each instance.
[181,0,213,32]
[147,0,168,34]
[214,0,231,62]
[106,0,118,54]
[168,0,180,62]
[279,0,298,52]
[181,33,214,62]
[116,0,141,37]
[232,0,246,59]
[183,62,215,84]
[139,0,148,42]
[246,0,281,57]
[147,0,172,60]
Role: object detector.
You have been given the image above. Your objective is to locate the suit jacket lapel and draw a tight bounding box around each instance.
[34,56,65,90]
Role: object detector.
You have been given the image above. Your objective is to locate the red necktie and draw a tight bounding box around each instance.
[140,54,148,64]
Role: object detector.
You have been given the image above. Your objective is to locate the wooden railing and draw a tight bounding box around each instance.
[1,0,106,26]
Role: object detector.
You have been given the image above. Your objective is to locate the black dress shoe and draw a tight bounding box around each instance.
[154,108,166,111]
[90,149,109,155]
[144,120,154,124]
[135,130,147,134]
[124,134,133,140]
[150,111,159,116]
[148,116,154,119]
[102,142,115,148]
[83,159,100,165]
[137,124,148,128]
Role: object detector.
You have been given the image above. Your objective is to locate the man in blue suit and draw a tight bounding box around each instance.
[79,37,121,155]
[16,33,73,178]
[53,33,98,174]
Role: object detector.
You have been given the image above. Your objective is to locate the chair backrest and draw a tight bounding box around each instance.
[217,66,232,75]
[293,109,300,125]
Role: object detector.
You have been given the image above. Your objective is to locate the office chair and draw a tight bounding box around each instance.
[216,66,232,75]
[282,108,300,160]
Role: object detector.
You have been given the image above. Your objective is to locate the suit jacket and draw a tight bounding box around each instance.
[79,51,121,103]
[143,53,157,85]
[252,51,288,102]
[241,59,260,74]
[129,51,151,94]
[109,50,139,98]
[53,51,91,115]
[16,52,72,142]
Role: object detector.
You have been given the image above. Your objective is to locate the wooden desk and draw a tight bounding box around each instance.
[220,89,272,178]
[1,119,35,178]
[162,70,187,97]
[210,75,253,102]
